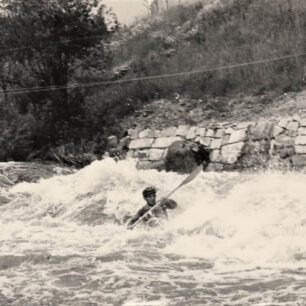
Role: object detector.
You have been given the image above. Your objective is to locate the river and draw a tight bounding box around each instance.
[0,158,306,305]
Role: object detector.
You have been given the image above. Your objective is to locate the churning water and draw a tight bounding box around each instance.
[1,158,306,305]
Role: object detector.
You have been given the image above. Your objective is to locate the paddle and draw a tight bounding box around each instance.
[127,164,203,229]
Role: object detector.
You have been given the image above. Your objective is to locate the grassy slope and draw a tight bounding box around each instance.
[106,0,306,130]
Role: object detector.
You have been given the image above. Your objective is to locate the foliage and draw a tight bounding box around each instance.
[114,0,306,100]
[0,0,118,162]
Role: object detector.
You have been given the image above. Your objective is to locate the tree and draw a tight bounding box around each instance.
[0,0,118,144]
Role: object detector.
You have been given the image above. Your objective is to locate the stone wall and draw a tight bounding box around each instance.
[126,115,306,171]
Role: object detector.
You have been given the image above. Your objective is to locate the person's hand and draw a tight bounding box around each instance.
[161,198,177,209]
[160,198,168,208]
[125,216,136,228]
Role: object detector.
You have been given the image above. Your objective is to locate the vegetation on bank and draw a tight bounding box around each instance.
[115,0,306,98]
[0,0,118,164]
[0,0,306,165]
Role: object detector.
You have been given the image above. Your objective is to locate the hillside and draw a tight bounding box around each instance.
[108,0,306,131]
[120,90,306,131]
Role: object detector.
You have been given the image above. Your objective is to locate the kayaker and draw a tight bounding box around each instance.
[127,186,177,228]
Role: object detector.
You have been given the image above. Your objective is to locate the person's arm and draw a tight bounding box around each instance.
[127,215,138,227]
[127,206,148,226]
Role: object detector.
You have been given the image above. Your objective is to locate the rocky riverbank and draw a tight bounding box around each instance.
[126,113,306,172]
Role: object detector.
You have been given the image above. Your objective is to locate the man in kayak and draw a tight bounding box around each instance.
[127,186,177,228]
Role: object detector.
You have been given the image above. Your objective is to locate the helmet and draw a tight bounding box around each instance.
[142,186,156,198]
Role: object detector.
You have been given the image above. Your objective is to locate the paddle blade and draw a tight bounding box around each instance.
[164,164,203,199]
[178,164,203,188]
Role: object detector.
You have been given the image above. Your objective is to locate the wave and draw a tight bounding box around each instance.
[1,158,306,267]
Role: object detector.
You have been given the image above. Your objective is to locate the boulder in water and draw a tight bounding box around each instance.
[164,140,210,173]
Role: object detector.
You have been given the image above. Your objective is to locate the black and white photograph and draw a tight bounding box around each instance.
[1,0,306,305]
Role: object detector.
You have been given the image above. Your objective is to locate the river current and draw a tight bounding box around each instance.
[0,158,306,305]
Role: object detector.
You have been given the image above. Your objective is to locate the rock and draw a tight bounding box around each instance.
[209,139,222,150]
[206,129,215,137]
[221,142,245,164]
[278,118,291,129]
[228,129,247,144]
[287,130,297,137]
[129,129,140,139]
[300,119,306,127]
[137,149,150,160]
[295,136,306,146]
[160,126,177,137]
[222,134,230,146]
[197,136,211,147]
[164,140,210,173]
[139,129,154,138]
[252,121,274,140]
[291,154,306,167]
[151,136,182,148]
[279,147,295,159]
[215,128,225,138]
[210,149,222,163]
[275,135,294,147]
[225,127,234,134]
[236,122,252,129]
[154,130,162,137]
[126,150,136,159]
[149,149,166,160]
[107,135,118,148]
[186,126,197,139]
[295,146,306,154]
[287,121,299,131]
[129,138,154,149]
[196,127,206,137]
[273,126,285,137]
[298,127,306,135]
[176,125,190,137]
[237,140,270,168]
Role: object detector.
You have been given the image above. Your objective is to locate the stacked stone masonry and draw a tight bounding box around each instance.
[127,115,306,171]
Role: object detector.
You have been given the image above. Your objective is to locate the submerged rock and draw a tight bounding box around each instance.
[0,162,73,185]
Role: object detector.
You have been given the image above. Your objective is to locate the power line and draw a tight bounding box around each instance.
[1,52,306,96]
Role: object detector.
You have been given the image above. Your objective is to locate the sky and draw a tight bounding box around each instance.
[103,0,148,25]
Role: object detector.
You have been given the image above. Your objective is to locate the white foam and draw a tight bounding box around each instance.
[2,160,306,269]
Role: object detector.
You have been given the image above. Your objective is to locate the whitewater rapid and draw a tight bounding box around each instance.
[1,158,306,305]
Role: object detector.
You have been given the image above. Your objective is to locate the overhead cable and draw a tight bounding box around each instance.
[1,52,306,96]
